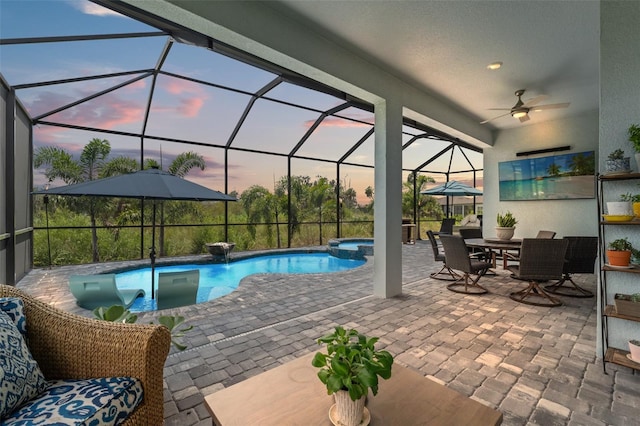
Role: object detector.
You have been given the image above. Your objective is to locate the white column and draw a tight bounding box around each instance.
[373,98,403,297]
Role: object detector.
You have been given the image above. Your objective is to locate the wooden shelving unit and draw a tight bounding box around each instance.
[598,173,640,373]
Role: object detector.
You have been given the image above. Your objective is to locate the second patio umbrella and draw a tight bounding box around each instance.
[421,181,482,217]
[33,168,237,298]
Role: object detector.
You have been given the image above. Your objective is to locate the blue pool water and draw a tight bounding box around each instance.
[116,252,365,312]
[338,241,374,251]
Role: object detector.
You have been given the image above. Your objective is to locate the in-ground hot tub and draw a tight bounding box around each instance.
[328,238,374,259]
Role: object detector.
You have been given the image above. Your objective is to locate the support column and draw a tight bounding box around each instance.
[373,98,403,297]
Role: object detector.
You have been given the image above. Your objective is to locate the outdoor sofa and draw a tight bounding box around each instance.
[0,284,171,424]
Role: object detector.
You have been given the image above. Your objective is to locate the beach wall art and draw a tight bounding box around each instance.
[499,150,596,201]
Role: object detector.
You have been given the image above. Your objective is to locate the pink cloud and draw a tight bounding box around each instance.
[163,79,202,95]
[177,97,205,117]
[303,116,372,129]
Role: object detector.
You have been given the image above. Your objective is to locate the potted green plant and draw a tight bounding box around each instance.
[605,148,631,174]
[614,293,640,318]
[496,211,518,240]
[629,339,640,363]
[618,192,640,217]
[606,238,634,267]
[628,124,640,170]
[312,326,393,426]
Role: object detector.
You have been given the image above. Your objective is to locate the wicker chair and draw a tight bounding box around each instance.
[506,238,569,307]
[0,284,171,425]
[545,236,598,298]
[439,234,492,294]
[426,230,460,281]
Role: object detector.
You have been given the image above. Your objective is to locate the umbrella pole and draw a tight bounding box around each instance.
[150,201,157,299]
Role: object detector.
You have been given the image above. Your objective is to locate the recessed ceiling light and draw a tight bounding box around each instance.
[487,61,503,70]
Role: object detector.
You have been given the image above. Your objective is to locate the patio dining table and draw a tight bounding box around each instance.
[465,238,522,269]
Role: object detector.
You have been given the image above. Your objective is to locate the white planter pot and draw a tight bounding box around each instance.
[495,226,515,240]
[629,340,640,363]
[606,201,633,216]
[332,390,366,426]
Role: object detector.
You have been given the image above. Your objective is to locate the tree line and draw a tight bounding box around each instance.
[32,138,447,266]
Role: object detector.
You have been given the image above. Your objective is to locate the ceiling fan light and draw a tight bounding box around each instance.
[512,111,527,119]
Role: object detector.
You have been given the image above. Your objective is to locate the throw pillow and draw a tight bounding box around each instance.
[0,310,48,419]
[0,297,27,336]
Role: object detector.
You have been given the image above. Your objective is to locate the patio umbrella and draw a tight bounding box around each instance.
[421,181,482,217]
[33,168,236,298]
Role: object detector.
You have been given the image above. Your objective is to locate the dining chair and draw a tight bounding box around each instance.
[545,236,598,298]
[433,218,456,236]
[503,229,557,266]
[157,269,200,310]
[426,230,460,281]
[507,238,569,307]
[439,234,492,294]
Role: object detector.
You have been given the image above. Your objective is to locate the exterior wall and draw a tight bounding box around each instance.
[483,112,599,239]
[598,1,640,353]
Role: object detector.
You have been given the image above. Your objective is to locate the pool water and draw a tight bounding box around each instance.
[116,252,366,312]
[338,242,374,251]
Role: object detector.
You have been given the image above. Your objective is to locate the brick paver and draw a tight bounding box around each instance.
[16,241,639,425]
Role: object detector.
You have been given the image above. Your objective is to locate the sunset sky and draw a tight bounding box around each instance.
[0,0,483,204]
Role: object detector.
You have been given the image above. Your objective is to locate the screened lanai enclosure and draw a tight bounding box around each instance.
[0,0,482,283]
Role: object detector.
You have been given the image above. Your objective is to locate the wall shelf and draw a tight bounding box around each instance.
[597,173,640,373]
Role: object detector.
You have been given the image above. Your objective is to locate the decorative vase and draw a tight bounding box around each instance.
[495,226,515,240]
[606,201,633,216]
[607,249,632,266]
[332,390,366,426]
[629,340,640,363]
[633,202,640,218]
[635,153,640,172]
[605,157,631,174]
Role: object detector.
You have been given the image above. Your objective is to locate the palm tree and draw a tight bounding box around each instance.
[34,138,134,262]
[156,152,205,256]
[402,173,437,237]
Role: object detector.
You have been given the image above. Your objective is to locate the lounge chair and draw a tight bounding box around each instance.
[157,269,200,310]
[69,274,145,310]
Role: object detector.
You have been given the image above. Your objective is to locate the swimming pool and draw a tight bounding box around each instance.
[115,252,366,312]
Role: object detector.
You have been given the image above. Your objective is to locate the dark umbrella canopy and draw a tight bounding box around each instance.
[33,168,236,202]
[33,168,236,300]
[420,180,483,197]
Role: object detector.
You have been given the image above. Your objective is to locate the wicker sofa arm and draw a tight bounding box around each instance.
[0,284,171,425]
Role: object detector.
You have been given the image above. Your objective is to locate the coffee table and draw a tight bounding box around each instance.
[205,352,502,425]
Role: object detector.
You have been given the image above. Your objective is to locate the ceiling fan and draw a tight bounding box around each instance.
[480,89,570,124]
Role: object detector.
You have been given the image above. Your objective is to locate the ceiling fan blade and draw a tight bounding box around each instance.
[519,114,530,123]
[480,112,511,124]
[523,95,548,107]
[486,108,512,111]
[532,102,570,111]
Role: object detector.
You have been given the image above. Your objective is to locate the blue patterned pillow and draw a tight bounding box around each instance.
[0,310,48,419]
[4,377,143,425]
[0,297,27,336]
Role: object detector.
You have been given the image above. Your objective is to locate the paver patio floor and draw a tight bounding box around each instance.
[17,241,639,425]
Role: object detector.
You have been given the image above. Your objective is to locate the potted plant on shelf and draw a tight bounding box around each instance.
[614,293,640,318]
[618,192,640,218]
[605,149,631,174]
[629,339,640,363]
[496,211,518,240]
[606,238,635,267]
[628,123,640,170]
[312,326,394,426]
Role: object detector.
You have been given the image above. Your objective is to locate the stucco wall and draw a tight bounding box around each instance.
[483,112,599,239]
[598,1,640,353]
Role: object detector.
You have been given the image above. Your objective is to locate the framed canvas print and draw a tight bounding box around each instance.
[499,150,596,201]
